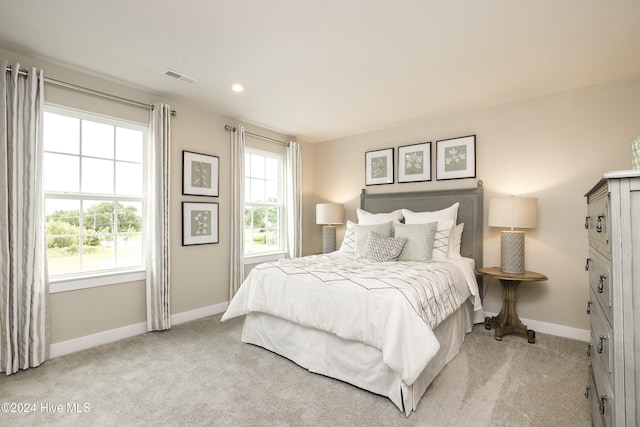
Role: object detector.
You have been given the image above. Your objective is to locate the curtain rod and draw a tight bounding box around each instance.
[5,65,177,116]
[225,124,289,146]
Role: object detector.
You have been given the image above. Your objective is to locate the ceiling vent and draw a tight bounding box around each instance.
[163,69,197,84]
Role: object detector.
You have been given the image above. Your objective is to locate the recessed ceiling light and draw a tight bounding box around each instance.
[231,83,245,93]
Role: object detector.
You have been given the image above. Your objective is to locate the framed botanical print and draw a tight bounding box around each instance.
[183,151,219,196]
[182,202,219,246]
[365,148,394,185]
[398,142,431,183]
[436,135,476,180]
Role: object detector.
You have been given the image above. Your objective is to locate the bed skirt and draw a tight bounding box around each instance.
[241,299,479,416]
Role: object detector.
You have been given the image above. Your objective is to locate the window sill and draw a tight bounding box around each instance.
[49,269,146,294]
[244,252,287,265]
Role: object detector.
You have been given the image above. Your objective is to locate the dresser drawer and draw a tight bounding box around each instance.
[588,249,612,325]
[587,365,605,427]
[586,184,610,256]
[591,358,613,427]
[589,294,613,386]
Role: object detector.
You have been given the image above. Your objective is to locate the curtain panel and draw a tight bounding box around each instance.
[286,142,302,258]
[229,126,245,300]
[0,60,49,375]
[145,103,171,331]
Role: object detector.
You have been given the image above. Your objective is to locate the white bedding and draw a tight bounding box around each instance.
[221,252,482,385]
[241,301,475,415]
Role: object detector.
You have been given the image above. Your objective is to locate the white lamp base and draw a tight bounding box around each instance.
[501,231,525,274]
[322,226,337,254]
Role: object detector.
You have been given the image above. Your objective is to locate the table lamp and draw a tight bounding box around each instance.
[316,203,344,253]
[488,196,538,274]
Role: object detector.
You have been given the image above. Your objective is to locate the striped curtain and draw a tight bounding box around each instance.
[0,60,49,374]
[145,103,171,331]
[285,142,302,258]
[229,126,245,300]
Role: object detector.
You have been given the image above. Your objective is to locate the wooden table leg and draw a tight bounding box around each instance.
[486,279,535,343]
[527,329,535,344]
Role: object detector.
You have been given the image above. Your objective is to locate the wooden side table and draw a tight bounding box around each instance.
[475,267,548,343]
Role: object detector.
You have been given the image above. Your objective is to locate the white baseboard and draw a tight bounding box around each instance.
[50,302,229,359]
[50,304,588,359]
[171,301,229,325]
[49,321,147,359]
[483,311,590,342]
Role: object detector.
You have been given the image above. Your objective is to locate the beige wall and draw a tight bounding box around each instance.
[311,75,640,331]
[1,47,307,344]
[4,44,640,342]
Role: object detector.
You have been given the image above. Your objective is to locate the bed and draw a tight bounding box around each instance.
[221,183,484,416]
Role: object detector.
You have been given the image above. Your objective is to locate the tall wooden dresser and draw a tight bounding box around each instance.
[585,170,639,427]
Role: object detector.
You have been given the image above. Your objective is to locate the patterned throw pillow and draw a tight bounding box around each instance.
[432,220,453,259]
[394,222,437,262]
[339,220,356,254]
[361,231,407,262]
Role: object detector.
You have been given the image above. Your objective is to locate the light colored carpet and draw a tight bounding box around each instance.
[0,314,590,426]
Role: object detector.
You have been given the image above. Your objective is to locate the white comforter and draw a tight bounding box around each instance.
[221,253,482,385]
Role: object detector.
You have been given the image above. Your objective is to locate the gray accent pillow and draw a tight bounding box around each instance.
[394,222,437,261]
[361,231,407,262]
[354,222,393,256]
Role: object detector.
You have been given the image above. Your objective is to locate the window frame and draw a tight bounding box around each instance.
[43,105,148,293]
[243,147,286,261]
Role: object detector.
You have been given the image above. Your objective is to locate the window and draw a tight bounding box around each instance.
[244,148,284,255]
[43,107,147,280]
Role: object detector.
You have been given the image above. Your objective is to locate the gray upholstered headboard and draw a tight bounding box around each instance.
[360,181,484,270]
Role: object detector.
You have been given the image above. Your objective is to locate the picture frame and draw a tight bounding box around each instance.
[436,135,476,180]
[365,148,394,185]
[398,142,431,183]
[182,202,219,246]
[182,151,219,196]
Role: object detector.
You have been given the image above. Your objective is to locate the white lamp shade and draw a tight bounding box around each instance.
[316,203,344,225]
[488,197,538,229]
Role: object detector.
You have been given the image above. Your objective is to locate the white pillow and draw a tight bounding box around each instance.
[403,203,459,259]
[356,208,403,225]
[401,203,459,225]
[339,220,356,254]
[449,223,464,258]
[353,222,394,256]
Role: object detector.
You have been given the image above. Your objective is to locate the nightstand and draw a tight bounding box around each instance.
[475,266,548,343]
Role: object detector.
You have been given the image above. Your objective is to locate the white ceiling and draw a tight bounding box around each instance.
[1,1,639,143]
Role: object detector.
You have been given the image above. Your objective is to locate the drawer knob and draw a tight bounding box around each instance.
[599,395,608,415]
[597,335,607,354]
[586,300,592,315]
[584,385,591,399]
[584,216,590,229]
[585,258,591,271]
[598,274,607,293]
[596,214,604,233]
[586,343,592,357]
